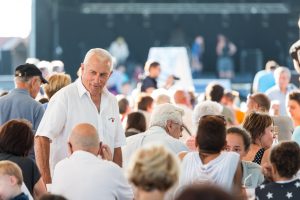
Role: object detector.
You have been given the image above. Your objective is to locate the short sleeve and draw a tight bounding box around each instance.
[35,95,67,141]
[113,99,126,148]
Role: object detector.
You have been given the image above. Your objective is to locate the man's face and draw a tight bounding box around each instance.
[168,120,183,139]
[149,66,161,78]
[277,72,290,89]
[81,55,112,96]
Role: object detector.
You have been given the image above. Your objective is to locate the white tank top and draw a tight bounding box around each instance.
[179,151,240,192]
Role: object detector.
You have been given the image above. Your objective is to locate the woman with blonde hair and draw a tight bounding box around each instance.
[127,145,180,200]
[43,73,71,109]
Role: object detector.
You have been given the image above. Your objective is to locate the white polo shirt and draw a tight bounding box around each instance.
[122,126,189,169]
[36,78,126,175]
[51,151,133,200]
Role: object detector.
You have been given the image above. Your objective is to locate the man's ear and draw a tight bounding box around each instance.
[9,176,17,186]
[80,63,84,75]
[109,71,113,78]
[28,77,36,88]
[165,120,172,133]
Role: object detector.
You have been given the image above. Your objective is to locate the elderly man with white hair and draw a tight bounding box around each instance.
[182,100,223,152]
[122,103,188,169]
[266,66,297,116]
[35,48,126,184]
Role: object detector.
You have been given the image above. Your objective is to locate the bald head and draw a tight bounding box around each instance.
[174,90,190,105]
[69,123,100,154]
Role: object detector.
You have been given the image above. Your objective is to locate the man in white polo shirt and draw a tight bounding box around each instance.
[122,103,189,169]
[35,48,125,184]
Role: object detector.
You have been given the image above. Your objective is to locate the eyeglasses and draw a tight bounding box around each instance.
[172,121,184,132]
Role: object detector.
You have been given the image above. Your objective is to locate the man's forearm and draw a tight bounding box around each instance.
[113,147,122,167]
[35,136,52,184]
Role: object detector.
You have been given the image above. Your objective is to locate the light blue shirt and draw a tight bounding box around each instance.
[253,70,275,93]
[266,84,298,116]
[0,88,44,131]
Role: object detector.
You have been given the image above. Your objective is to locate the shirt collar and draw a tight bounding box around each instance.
[76,78,109,98]
[70,150,99,160]
[76,78,88,97]
[12,88,30,95]
[147,126,167,134]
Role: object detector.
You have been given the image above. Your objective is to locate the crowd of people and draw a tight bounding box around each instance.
[1,43,300,200]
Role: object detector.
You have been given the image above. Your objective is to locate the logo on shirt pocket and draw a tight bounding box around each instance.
[108,117,115,123]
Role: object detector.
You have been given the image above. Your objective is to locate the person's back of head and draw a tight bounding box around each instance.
[248,93,271,112]
[265,60,278,71]
[44,73,71,99]
[151,88,171,105]
[51,60,65,73]
[205,83,224,103]
[0,161,23,200]
[14,63,48,98]
[128,145,179,194]
[222,90,239,107]
[137,94,154,112]
[39,194,68,200]
[0,119,33,157]
[149,103,184,128]
[193,100,223,125]
[125,112,147,136]
[173,90,190,106]
[196,115,226,153]
[68,123,100,155]
[118,96,130,115]
[175,184,236,200]
[154,94,171,105]
[270,141,300,179]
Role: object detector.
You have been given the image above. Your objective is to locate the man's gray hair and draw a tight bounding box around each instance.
[149,103,184,128]
[274,66,291,81]
[14,76,35,84]
[193,100,223,125]
[83,48,113,71]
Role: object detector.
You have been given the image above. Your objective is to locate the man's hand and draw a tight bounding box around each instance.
[262,162,274,182]
[99,143,113,161]
[185,136,197,151]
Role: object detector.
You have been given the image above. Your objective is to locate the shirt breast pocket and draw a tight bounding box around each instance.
[103,116,117,149]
